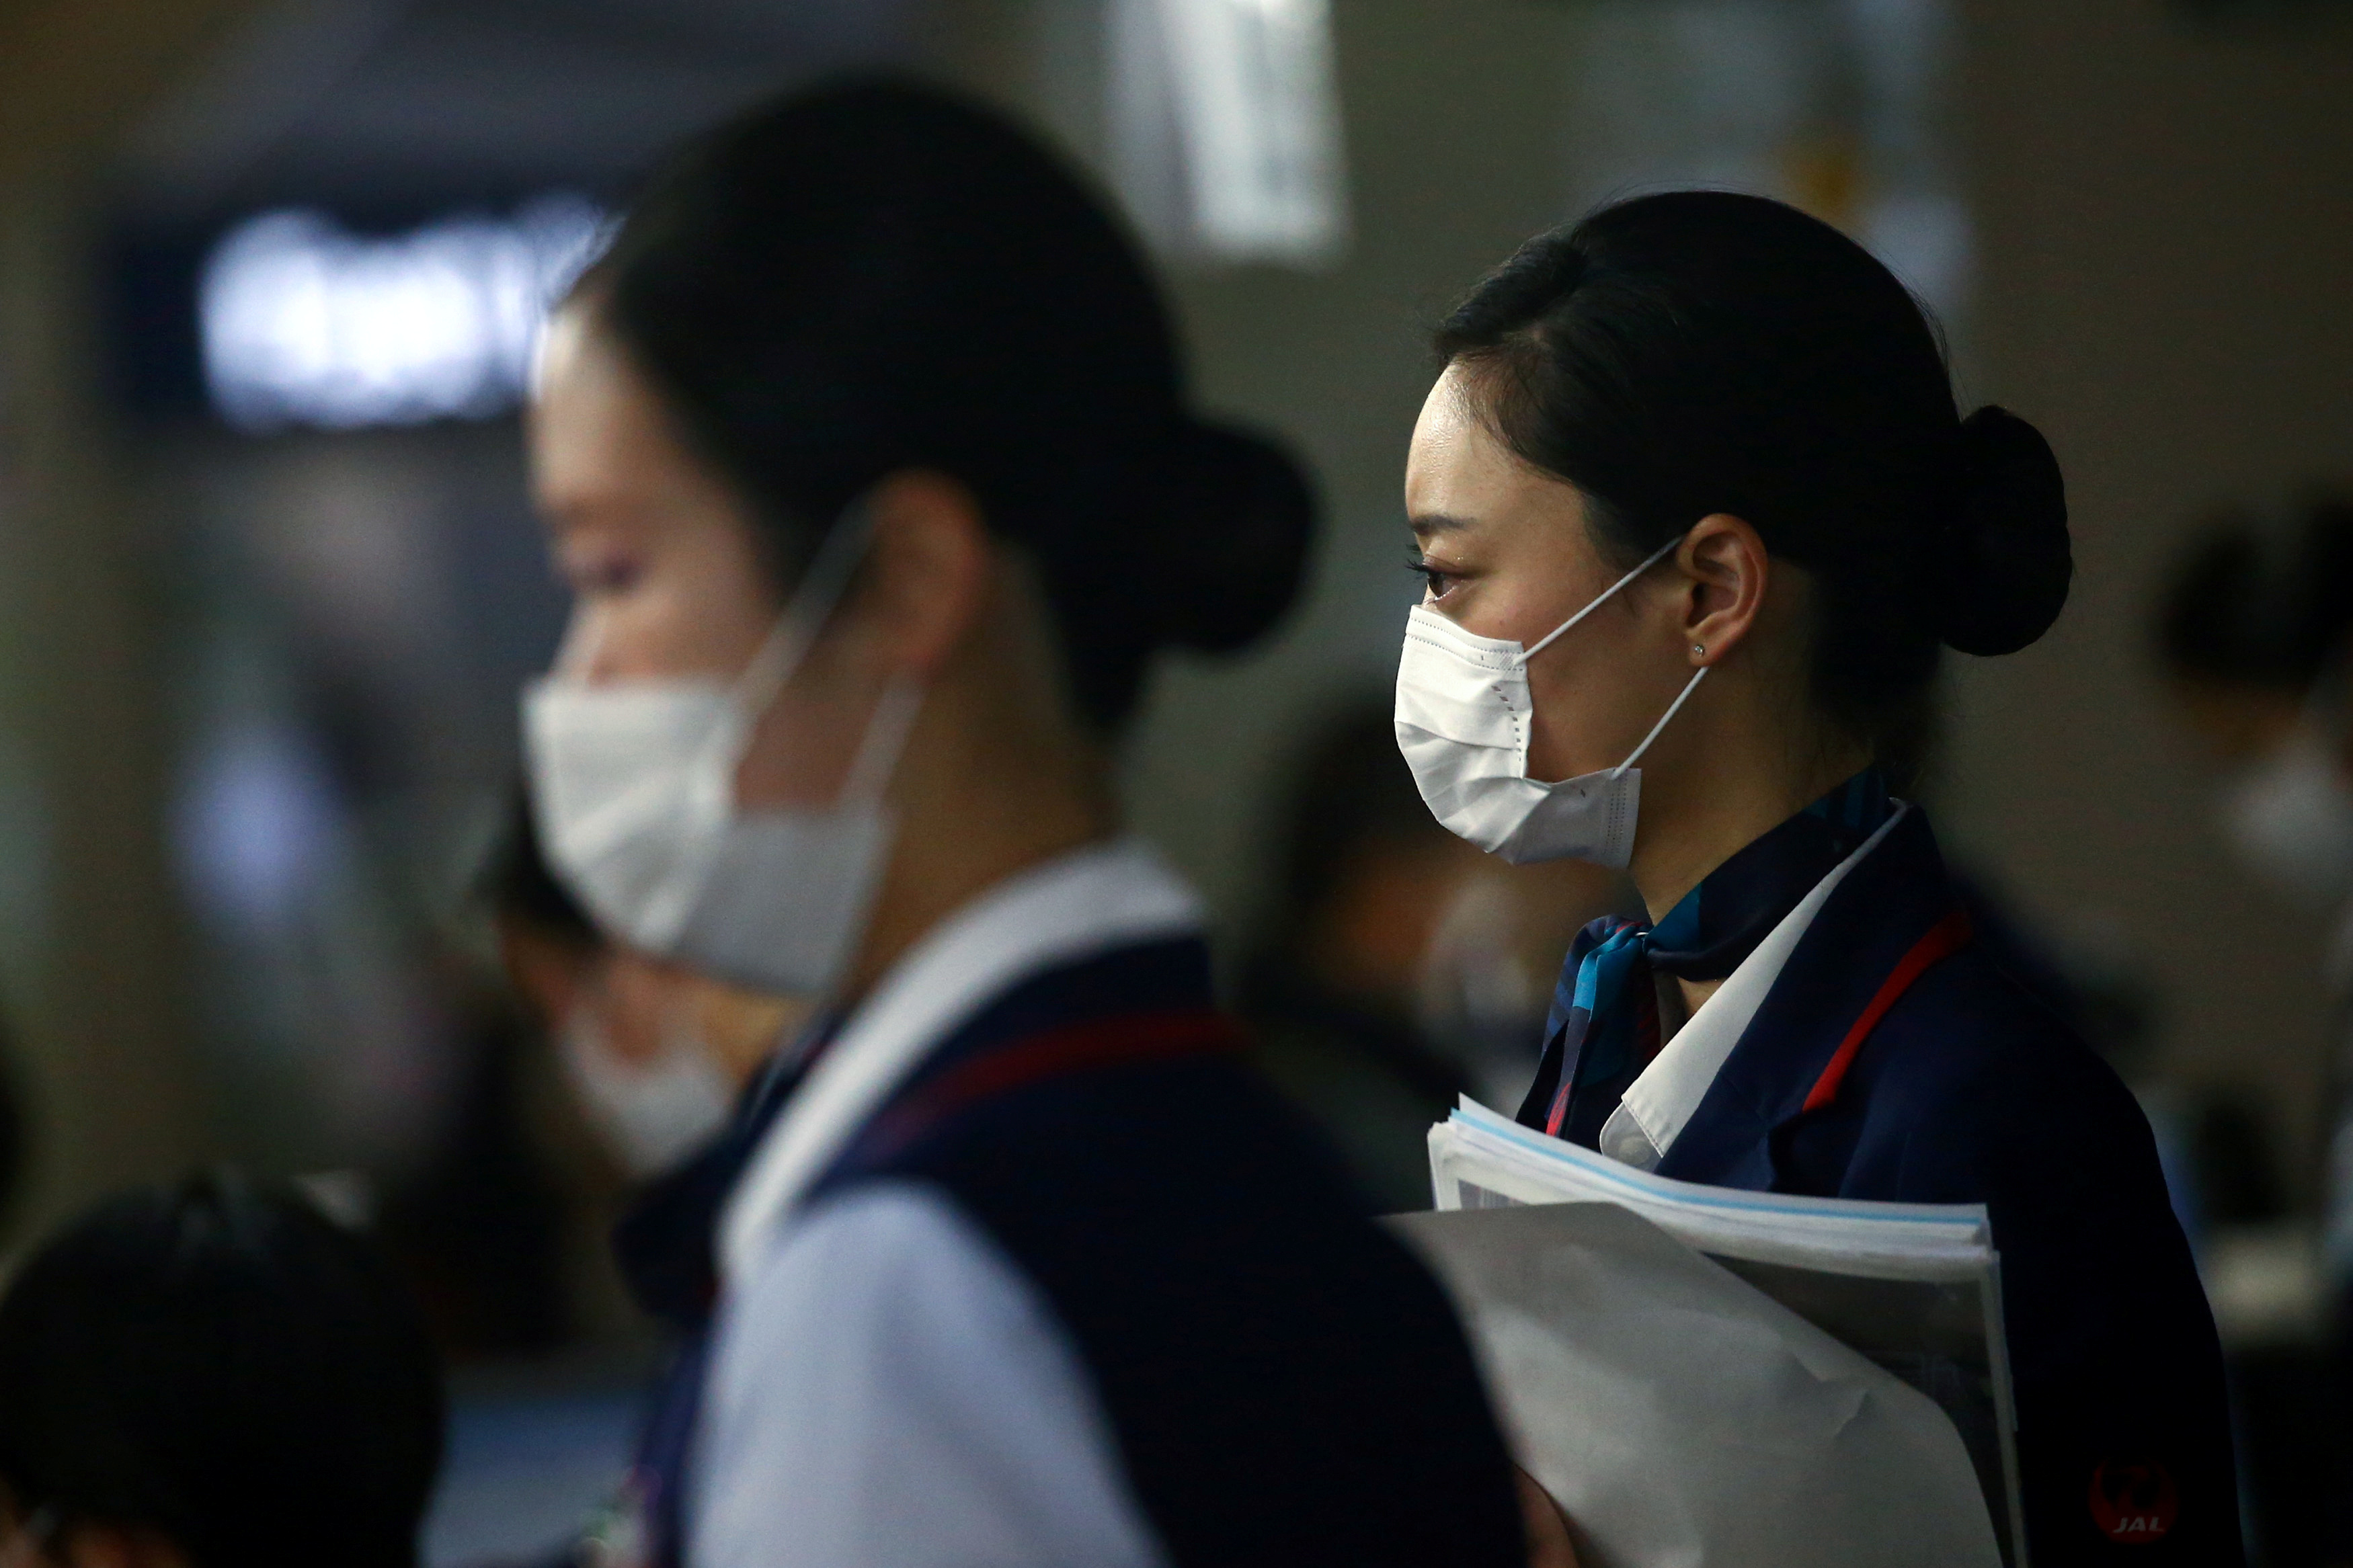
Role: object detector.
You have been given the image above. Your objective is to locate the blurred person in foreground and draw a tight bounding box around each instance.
[1242,698,1620,1211]
[1397,191,2236,1561]
[0,1171,443,1568]
[520,75,1529,1568]
[2157,497,2353,1568]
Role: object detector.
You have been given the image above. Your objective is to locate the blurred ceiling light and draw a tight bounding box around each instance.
[200,194,606,432]
[1111,0,1349,266]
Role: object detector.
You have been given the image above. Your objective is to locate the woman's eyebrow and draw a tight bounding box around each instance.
[1408,511,1474,541]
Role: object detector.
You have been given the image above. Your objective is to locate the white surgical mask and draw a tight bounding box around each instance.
[522,507,922,997]
[558,1003,735,1176]
[2221,728,2353,909]
[1394,535,1703,868]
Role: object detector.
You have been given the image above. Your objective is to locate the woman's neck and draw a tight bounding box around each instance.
[849,790,1113,1005]
[1627,731,1872,923]
[838,673,1119,1008]
[829,556,1126,1010]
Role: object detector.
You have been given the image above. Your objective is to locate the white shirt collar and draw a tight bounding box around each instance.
[719,835,1203,1286]
[1597,804,1911,1171]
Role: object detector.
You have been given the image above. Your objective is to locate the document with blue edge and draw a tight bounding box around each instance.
[1390,1100,2024,1568]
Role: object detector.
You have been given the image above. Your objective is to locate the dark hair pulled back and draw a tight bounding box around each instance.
[589,76,1315,730]
[1437,191,2071,757]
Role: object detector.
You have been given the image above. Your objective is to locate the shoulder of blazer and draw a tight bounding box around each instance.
[1652,807,2135,1184]
[1842,944,2162,1196]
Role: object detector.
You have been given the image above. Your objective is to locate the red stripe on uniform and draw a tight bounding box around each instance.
[1800,908,1972,1115]
[869,1011,1244,1152]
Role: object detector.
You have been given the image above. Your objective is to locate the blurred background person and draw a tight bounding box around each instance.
[0,1171,444,1568]
[487,794,804,1185]
[1240,696,1620,1210]
[2159,499,2353,931]
[483,798,808,1568]
[2155,498,2353,1251]
[366,944,575,1362]
[2155,497,2353,1568]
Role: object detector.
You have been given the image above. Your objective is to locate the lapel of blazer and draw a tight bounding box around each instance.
[1652,807,1957,1190]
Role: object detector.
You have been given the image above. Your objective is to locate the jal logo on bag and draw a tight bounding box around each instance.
[2087,1460,2178,1543]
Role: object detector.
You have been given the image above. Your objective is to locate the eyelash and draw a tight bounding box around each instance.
[1405,551,1456,598]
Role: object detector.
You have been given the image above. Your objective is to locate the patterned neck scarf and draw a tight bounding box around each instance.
[1518,769,1897,1144]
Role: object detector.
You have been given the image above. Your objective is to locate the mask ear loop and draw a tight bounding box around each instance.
[839,679,925,807]
[730,497,881,716]
[1609,666,1708,780]
[685,497,883,792]
[1521,533,1685,662]
[709,495,925,815]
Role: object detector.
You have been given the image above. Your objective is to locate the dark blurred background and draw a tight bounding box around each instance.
[1,0,2350,1561]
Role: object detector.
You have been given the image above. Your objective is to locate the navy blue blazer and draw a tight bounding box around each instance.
[1653,807,2241,1565]
[611,939,1525,1568]
[811,938,1525,1568]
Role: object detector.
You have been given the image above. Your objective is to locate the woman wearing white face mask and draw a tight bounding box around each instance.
[1397,192,2239,1565]
[520,78,1527,1568]
[2158,501,2353,917]
[490,797,799,1181]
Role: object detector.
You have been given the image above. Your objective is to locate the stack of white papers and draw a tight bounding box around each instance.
[1388,1100,2024,1568]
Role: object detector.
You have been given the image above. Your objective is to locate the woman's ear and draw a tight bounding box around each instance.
[1677,513,1769,666]
[861,469,994,678]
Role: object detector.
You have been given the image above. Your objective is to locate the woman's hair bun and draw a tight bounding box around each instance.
[1146,420,1318,654]
[1939,405,2072,657]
